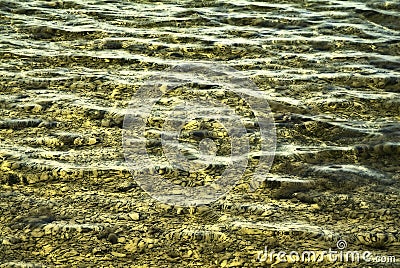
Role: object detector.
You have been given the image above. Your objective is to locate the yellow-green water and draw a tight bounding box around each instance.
[0,0,399,267]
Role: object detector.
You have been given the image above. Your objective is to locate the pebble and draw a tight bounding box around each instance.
[228,260,244,267]
[108,233,118,244]
[41,245,53,255]
[128,212,140,221]
[124,239,139,252]
[87,137,97,145]
[111,251,126,258]
[220,259,228,267]
[31,229,44,238]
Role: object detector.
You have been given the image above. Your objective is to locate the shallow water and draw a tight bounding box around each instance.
[0,0,399,267]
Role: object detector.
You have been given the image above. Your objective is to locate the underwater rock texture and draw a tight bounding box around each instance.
[1,0,400,267]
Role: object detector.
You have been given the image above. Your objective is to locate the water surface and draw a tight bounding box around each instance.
[0,0,399,267]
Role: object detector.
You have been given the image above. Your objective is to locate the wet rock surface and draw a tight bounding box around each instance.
[1,0,400,267]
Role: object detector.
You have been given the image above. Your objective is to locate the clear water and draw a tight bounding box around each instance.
[0,0,399,266]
